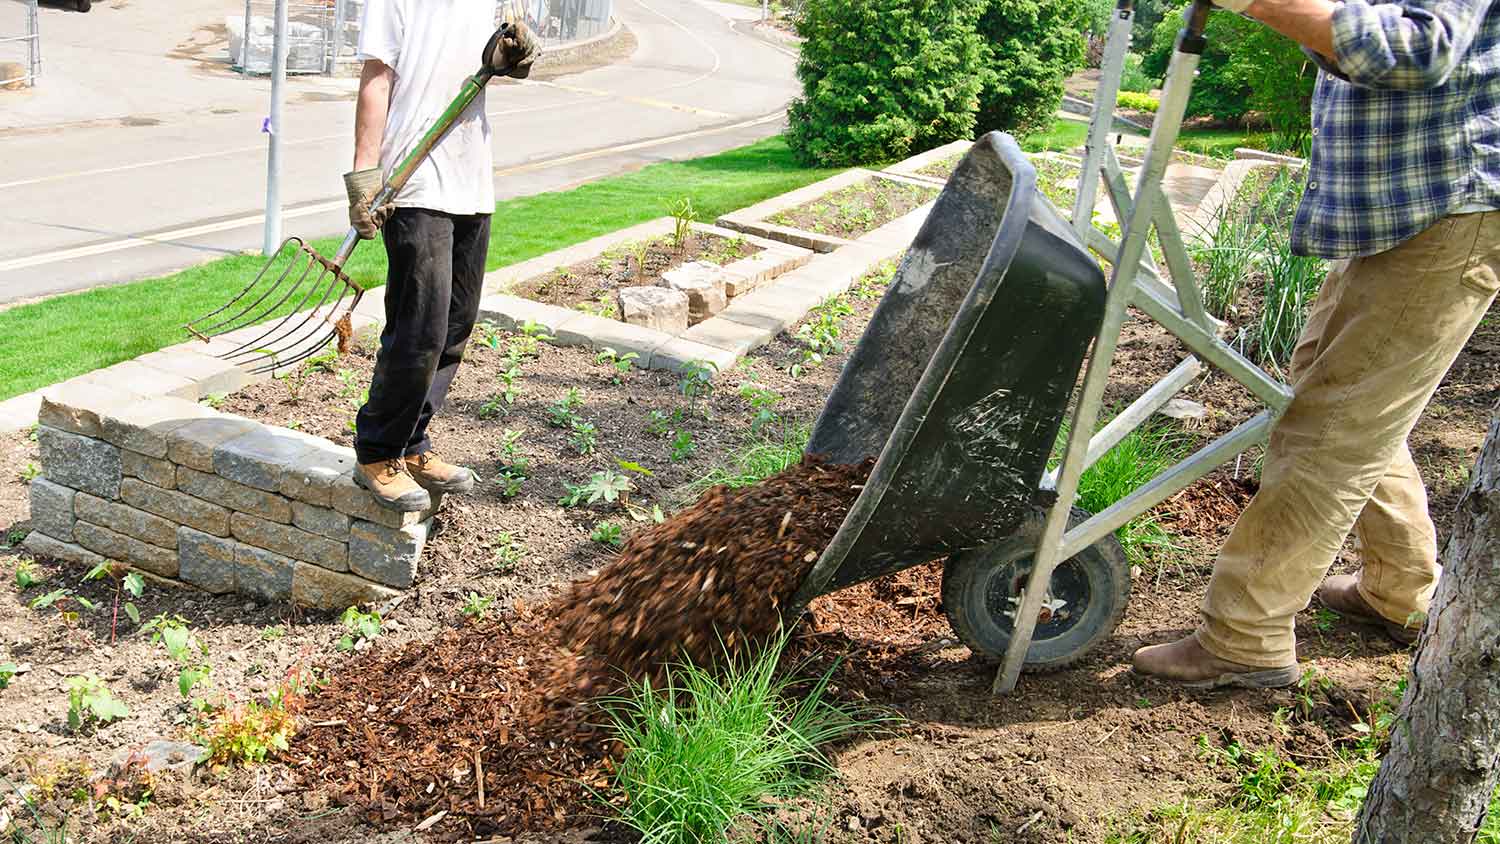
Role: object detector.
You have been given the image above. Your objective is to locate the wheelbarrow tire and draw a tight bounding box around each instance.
[941,507,1130,672]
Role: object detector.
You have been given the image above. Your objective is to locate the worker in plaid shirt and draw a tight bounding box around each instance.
[1135,0,1500,687]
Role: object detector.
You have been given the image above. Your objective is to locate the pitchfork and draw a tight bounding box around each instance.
[185,61,505,375]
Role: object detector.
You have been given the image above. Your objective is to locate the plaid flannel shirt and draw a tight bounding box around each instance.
[1293,0,1500,258]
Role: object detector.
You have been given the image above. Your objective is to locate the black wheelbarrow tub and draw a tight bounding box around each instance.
[792,132,1108,606]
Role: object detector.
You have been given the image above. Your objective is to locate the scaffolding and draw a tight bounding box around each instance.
[0,0,39,89]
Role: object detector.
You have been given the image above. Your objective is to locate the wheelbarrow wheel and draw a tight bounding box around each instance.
[941,507,1129,672]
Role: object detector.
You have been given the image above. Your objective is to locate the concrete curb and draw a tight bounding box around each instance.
[534,18,629,69]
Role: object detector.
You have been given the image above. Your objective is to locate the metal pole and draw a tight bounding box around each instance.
[762,0,768,22]
[263,0,288,256]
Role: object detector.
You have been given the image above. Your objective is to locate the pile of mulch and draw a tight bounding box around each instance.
[288,608,610,837]
[288,457,875,835]
[547,455,875,697]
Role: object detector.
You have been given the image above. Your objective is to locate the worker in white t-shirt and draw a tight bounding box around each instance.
[341,1,537,511]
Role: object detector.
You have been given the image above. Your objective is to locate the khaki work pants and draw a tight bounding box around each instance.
[1197,212,1500,667]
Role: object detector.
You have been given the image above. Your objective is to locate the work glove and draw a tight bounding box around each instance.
[483,20,540,79]
[343,168,393,240]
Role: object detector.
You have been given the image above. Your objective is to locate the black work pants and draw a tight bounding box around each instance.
[354,207,491,464]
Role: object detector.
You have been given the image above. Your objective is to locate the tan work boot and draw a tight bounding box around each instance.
[1316,574,1421,645]
[1132,635,1299,689]
[404,451,477,494]
[354,458,432,513]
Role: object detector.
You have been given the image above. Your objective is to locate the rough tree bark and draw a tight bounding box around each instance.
[1354,406,1500,844]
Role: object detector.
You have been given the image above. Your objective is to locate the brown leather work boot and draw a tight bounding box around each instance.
[405,451,477,494]
[1132,635,1299,689]
[353,458,432,513]
[1316,574,1421,645]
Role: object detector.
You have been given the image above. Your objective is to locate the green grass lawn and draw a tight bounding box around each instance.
[0,137,839,402]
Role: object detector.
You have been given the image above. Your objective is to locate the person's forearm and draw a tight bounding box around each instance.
[353,60,393,171]
[1246,0,1338,61]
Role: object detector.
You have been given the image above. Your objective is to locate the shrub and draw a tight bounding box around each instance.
[1143,5,1314,148]
[1117,90,1159,113]
[973,0,1088,139]
[1120,52,1154,93]
[787,0,988,166]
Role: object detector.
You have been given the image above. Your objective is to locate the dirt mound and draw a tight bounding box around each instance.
[288,457,873,835]
[548,456,874,696]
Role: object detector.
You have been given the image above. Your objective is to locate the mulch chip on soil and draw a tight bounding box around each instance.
[288,456,874,835]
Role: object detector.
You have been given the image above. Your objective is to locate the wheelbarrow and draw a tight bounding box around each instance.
[790,0,1295,694]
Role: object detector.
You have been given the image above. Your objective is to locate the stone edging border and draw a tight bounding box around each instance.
[533,17,628,69]
[881,140,973,185]
[715,168,939,253]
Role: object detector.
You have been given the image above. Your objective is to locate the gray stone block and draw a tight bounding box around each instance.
[291,501,351,541]
[619,287,690,334]
[177,528,237,594]
[233,545,294,603]
[166,416,259,472]
[717,283,826,335]
[348,518,430,588]
[75,493,178,549]
[134,349,251,399]
[74,521,179,577]
[329,473,436,529]
[37,426,122,500]
[663,261,729,324]
[647,337,739,375]
[554,313,668,359]
[473,293,578,334]
[291,563,400,610]
[122,450,175,490]
[230,512,347,571]
[681,316,775,357]
[177,468,291,524]
[20,532,106,569]
[79,359,199,401]
[278,444,357,508]
[97,394,216,459]
[213,427,319,492]
[39,381,139,438]
[28,478,76,542]
[121,477,231,537]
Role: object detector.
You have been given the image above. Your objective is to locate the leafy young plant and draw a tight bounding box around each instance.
[84,562,144,644]
[547,388,585,428]
[645,409,672,438]
[596,347,641,381]
[670,430,698,463]
[670,196,699,250]
[0,662,15,689]
[461,592,494,620]
[201,666,307,765]
[337,606,382,652]
[632,240,653,280]
[143,613,213,700]
[491,532,526,572]
[582,469,634,506]
[66,674,128,731]
[569,420,599,456]
[14,559,41,590]
[738,382,784,436]
[590,521,625,547]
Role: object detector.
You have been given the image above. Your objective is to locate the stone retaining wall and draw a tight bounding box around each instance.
[22,381,439,610]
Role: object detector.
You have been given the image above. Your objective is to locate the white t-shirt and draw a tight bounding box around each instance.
[357,0,497,215]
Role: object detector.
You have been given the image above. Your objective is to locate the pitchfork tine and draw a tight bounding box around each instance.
[193,238,308,338]
[219,253,338,365]
[232,270,348,370]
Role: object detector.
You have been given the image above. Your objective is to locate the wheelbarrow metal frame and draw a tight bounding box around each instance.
[992,0,1296,693]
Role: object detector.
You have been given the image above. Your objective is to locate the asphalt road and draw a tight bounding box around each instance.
[0,0,798,304]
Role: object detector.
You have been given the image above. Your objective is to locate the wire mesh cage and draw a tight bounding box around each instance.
[230,0,338,75]
[498,0,613,48]
[0,0,39,90]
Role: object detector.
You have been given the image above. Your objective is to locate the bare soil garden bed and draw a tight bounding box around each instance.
[766,178,938,241]
[509,231,762,315]
[1,189,1496,842]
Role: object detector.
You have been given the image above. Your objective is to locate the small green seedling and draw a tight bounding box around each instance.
[337,607,382,652]
[19,462,40,483]
[547,388,585,428]
[200,393,228,409]
[590,521,624,547]
[679,360,717,406]
[14,559,41,590]
[66,674,128,731]
[670,430,697,463]
[645,409,672,437]
[617,460,655,477]
[739,382,784,435]
[596,347,640,383]
[461,592,494,620]
[495,470,526,499]
[261,625,286,641]
[491,532,525,572]
[631,240,652,279]
[669,196,698,250]
[85,562,145,644]
[476,320,505,351]
[569,421,599,455]
[0,662,16,690]
[563,470,634,508]
[508,320,555,358]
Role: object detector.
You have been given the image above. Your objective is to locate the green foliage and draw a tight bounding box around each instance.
[14,559,41,590]
[739,382,784,436]
[790,295,854,377]
[1119,52,1154,94]
[569,420,599,456]
[1116,91,1159,113]
[596,347,641,378]
[66,674,128,731]
[547,388,585,428]
[670,197,698,250]
[645,409,673,437]
[787,0,988,166]
[1193,197,1267,319]
[461,592,494,620]
[337,607,382,652]
[688,426,812,496]
[563,470,635,508]
[850,258,899,301]
[590,521,625,547]
[679,360,718,406]
[19,462,40,483]
[601,634,872,844]
[1255,176,1324,375]
[670,430,698,463]
[1144,7,1314,148]
[491,532,526,572]
[0,662,16,689]
[201,675,304,766]
[1057,420,1194,566]
[974,0,1088,138]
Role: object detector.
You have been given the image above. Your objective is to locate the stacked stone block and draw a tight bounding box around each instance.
[22,383,437,610]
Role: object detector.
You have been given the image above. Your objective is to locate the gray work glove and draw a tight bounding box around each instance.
[483,20,540,79]
[343,168,393,240]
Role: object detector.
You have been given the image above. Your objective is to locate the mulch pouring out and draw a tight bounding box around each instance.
[289,456,874,836]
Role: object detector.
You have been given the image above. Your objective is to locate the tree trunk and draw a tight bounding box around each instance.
[1355,407,1500,844]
